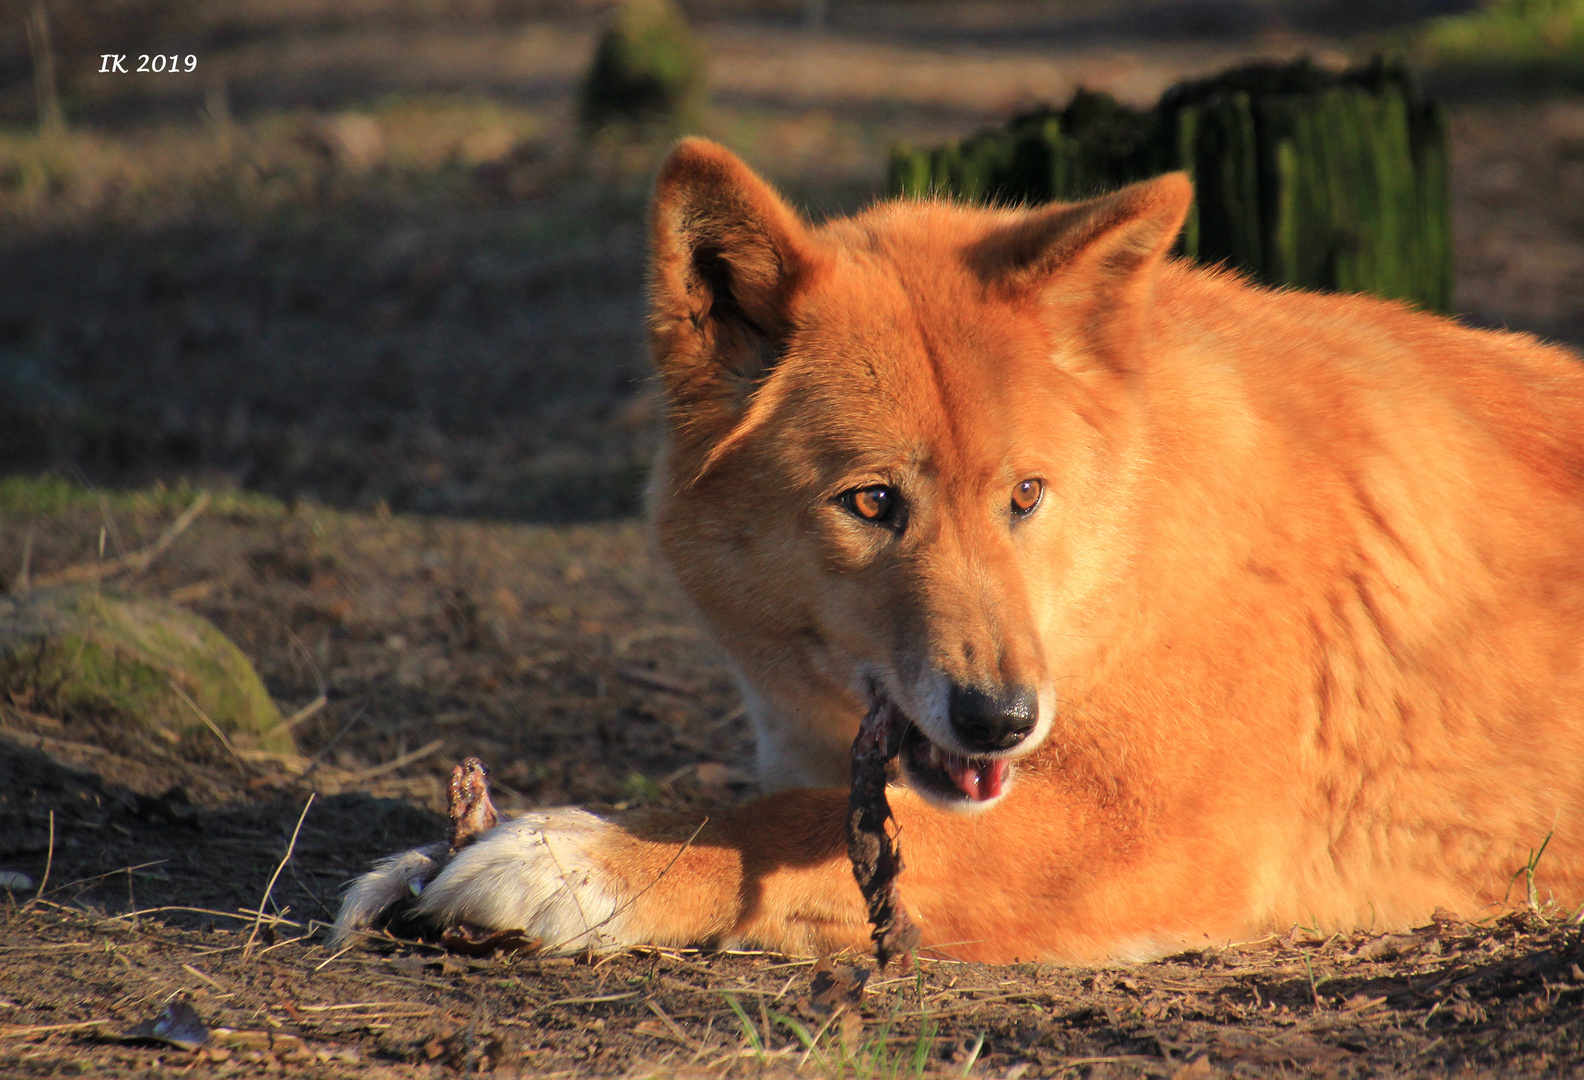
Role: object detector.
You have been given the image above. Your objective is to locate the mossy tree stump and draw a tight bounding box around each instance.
[888,59,1452,312]
[578,0,707,134]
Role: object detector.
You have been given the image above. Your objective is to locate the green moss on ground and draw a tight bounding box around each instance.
[0,475,285,520]
[0,586,291,753]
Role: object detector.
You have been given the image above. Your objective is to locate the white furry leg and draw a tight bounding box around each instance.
[332,809,629,953]
[415,809,626,951]
[332,842,446,947]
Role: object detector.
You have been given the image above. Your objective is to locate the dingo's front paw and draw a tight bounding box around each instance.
[333,808,629,952]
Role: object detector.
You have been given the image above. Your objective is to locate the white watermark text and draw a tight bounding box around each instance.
[100,55,197,74]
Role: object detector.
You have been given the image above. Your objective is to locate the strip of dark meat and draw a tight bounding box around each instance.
[847,698,922,968]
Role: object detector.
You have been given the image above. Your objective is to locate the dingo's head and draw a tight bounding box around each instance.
[647,139,1189,809]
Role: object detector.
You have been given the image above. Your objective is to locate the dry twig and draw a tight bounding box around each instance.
[0,1019,111,1039]
[242,793,315,962]
[29,491,211,589]
[25,810,54,909]
[282,695,329,732]
[343,738,445,784]
[168,680,244,766]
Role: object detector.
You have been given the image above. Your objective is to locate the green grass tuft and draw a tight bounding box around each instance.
[1420,0,1584,65]
[0,475,284,521]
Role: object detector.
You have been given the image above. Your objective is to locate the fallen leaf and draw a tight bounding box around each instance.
[808,959,869,1013]
[121,999,209,1051]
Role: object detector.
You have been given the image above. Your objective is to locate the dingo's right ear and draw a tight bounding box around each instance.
[649,139,818,444]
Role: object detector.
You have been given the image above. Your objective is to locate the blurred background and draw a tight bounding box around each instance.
[0,0,1580,523]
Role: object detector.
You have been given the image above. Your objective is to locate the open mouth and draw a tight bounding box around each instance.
[896,713,1010,804]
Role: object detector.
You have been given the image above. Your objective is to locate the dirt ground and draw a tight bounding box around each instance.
[3,0,1584,1076]
[3,493,1584,1078]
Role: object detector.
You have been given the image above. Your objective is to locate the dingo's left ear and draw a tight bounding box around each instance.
[649,139,818,441]
[975,173,1192,366]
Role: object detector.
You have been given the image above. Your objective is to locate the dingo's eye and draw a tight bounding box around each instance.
[843,485,898,525]
[1011,479,1043,516]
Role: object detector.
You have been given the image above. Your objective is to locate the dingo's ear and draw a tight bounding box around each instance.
[975,173,1192,367]
[649,139,816,436]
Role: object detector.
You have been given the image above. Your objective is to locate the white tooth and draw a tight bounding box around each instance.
[927,744,941,768]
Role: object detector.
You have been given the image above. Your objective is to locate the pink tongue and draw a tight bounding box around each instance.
[945,756,1008,801]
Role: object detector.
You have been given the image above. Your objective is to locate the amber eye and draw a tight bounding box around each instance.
[843,485,898,525]
[1011,478,1043,516]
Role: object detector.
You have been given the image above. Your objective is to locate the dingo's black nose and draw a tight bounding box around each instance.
[948,684,1037,752]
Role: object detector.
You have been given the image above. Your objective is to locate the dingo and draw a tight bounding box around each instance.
[336,139,1584,962]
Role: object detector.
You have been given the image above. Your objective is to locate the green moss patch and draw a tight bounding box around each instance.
[0,586,291,753]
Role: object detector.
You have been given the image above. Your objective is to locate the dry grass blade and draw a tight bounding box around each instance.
[646,1000,699,1050]
[24,810,54,909]
[166,579,217,604]
[959,1031,985,1075]
[618,667,697,696]
[167,680,244,765]
[108,905,303,927]
[29,491,210,588]
[236,748,313,777]
[795,1006,844,1070]
[542,992,641,1007]
[10,526,34,592]
[242,792,315,962]
[342,738,445,783]
[181,963,226,991]
[0,1019,111,1039]
[281,695,328,731]
[298,1001,437,1012]
[41,860,168,901]
[286,1000,437,1019]
[296,706,366,783]
[313,944,358,972]
[0,725,112,759]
